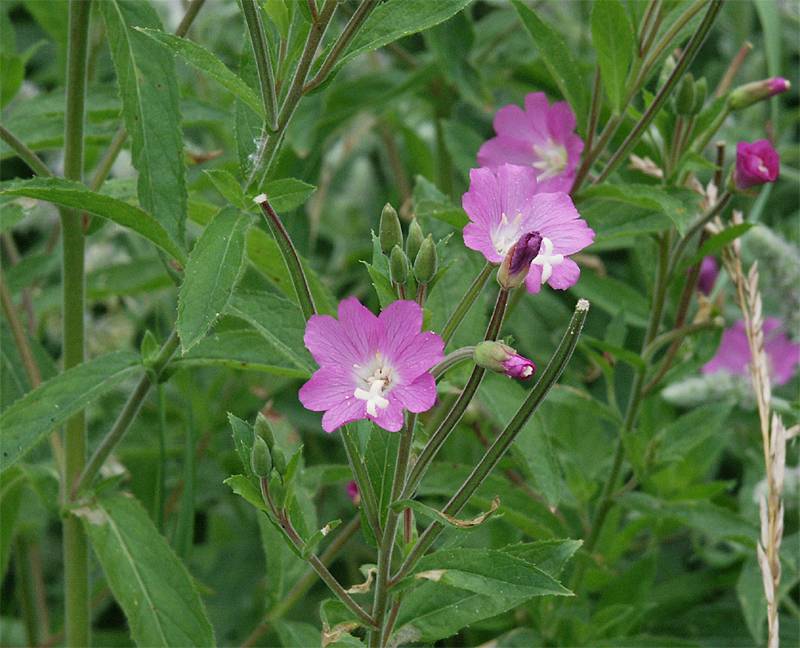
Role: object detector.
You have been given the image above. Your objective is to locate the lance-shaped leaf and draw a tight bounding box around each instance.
[591,0,634,112]
[77,492,214,646]
[0,178,186,264]
[100,0,187,244]
[391,496,501,529]
[0,351,141,472]
[177,207,249,351]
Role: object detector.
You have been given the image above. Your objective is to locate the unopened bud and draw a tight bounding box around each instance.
[658,54,677,89]
[390,245,409,285]
[474,341,536,381]
[674,73,695,115]
[497,231,542,289]
[250,435,272,477]
[379,203,402,254]
[728,77,791,111]
[413,235,437,285]
[406,218,424,262]
[254,412,276,449]
[691,77,707,115]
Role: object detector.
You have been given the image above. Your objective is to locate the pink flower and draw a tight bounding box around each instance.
[299,298,444,433]
[474,341,536,380]
[702,318,800,386]
[477,92,584,194]
[462,164,595,293]
[502,354,536,380]
[735,140,779,189]
[697,256,719,295]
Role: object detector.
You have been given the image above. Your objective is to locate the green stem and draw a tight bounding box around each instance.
[391,299,590,585]
[431,347,475,380]
[342,425,381,538]
[402,288,509,499]
[667,191,732,278]
[154,384,167,532]
[0,125,53,177]
[241,0,278,131]
[441,263,493,345]
[643,320,720,361]
[62,3,91,647]
[15,537,39,647]
[593,0,723,184]
[254,194,316,321]
[73,330,180,496]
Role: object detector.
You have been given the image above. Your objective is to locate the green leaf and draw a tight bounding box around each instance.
[0,178,187,264]
[227,413,254,475]
[0,53,24,108]
[172,330,311,378]
[260,178,317,213]
[413,176,468,228]
[0,201,24,234]
[512,0,588,124]
[177,207,249,351]
[591,0,634,112]
[0,467,26,579]
[223,474,267,512]
[273,621,320,648]
[581,184,699,235]
[571,270,648,328]
[502,539,582,578]
[203,169,249,209]
[0,351,141,472]
[654,402,733,464]
[226,290,314,373]
[100,0,187,244]
[136,28,264,116]
[680,223,753,271]
[77,492,214,646]
[364,426,399,527]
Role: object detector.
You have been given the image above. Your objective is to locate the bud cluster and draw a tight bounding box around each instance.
[379,203,438,298]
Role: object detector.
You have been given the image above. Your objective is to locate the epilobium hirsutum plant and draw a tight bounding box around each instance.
[0,1,796,646]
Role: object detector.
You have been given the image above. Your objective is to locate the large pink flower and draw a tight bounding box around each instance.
[477,92,584,193]
[734,140,779,189]
[299,298,444,433]
[702,318,800,386]
[462,164,595,293]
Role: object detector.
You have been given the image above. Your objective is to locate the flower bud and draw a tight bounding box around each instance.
[389,245,409,285]
[413,235,437,285]
[497,231,542,290]
[733,140,779,190]
[474,341,536,381]
[691,77,707,115]
[250,435,272,477]
[673,73,695,115]
[406,218,424,263]
[697,256,718,296]
[658,54,677,89]
[254,412,276,449]
[728,77,791,111]
[379,203,402,255]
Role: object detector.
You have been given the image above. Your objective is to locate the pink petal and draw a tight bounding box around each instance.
[304,314,363,366]
[523,92,551,140]
[337,297,380,358]
[321,398,367,433]
[493,104,535,141]
[534,174,576,194]
[546,257,581,290]
[546,100,577,141]
[463,221,503,263]
[298,366,355,411]
[463,167,502,227]
[703,321,751,377]
[392,372,438,413]
[526,192,595,255]
[370,397,405,432]
[497,164,540,218]
[477,136,537,171]
[524,263,543,294]
[392,331,444,380]
[378,300,423,358]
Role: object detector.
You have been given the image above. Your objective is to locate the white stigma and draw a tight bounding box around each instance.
[354,379,390,417]
[531,236,564,283]
[491,212,524,256]
[532,139,568,180]
[521,365,534,378]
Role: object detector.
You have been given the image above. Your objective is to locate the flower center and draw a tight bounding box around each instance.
[531,236,564,283]
[491,212,524,256]
[756,157,769,176]
[353,353,393,416]
[532,139,568,180]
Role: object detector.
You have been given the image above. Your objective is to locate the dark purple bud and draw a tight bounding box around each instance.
[498,231,542,289]
[697,256,719,295]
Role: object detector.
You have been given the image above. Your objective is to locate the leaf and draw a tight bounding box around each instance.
[260,178,317,213]
[392,496,501,529]
[136,28,264,116]
[77,492,214,646]
[571,270,648,328]
[100,0,187,244]
[502,539,582,578]
[171,330,311,378]
[680,223,753,271]
[0,351,141,472]
[273,621,320,648]
[225,290,314,374]
[512,0,588,124]
[591,0,634,112]
[223,474,267,512]
[0,53,24,108]
[227,413,254,475]
[364,427,399,527]
[0,467,26,579]
[0,201,24,234]
[581,184,699,235]
[0,178,187,264]
[363,262,396,309]
[203,169,248,209]
[655,402,733,464]
[412,175,468,228]
[177,207,249,351]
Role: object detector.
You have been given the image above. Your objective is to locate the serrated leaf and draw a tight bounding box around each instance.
[177,207,249,351]
[0,351,141,472]
[77,492,214,646]
[100,0,187,245]
[591,0,634,112]
[0,178,187,264]
[137,28,264,116]
[512,0,588,124]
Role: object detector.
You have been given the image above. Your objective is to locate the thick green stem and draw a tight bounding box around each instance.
[254,195,316,320]
[241,0,278,131]
[62,3,91,646]
[73,331,180,496]
[441,263,492,345]
[402,288,509,499]
[391,300,590,585]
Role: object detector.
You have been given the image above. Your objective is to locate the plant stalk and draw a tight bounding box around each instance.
[0,125,53,177]
[241,0,279,131]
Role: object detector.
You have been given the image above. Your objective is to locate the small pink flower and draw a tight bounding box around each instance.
[734,140,779,189]
[697,256,719,295]
[462,164,594,293]
[502,354,536,381]
[299,298,444,433]
[346,481,360,505]
[703,318,800,386]
[477,92,584,194]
